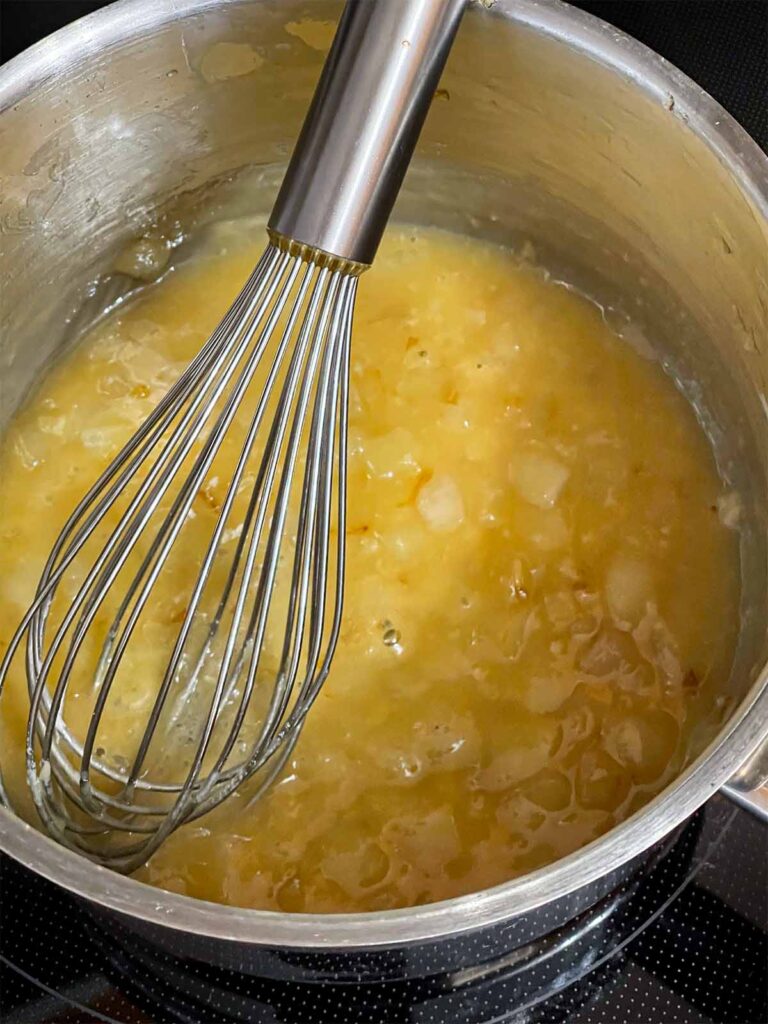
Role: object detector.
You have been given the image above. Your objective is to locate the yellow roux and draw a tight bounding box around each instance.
[0,225,740,912]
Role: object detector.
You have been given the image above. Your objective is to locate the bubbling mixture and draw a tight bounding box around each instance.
[0,224,740,912]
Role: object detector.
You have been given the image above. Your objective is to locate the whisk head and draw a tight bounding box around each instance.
[0,237,361,871]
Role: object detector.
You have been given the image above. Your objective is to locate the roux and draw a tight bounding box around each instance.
[0,224,740,912]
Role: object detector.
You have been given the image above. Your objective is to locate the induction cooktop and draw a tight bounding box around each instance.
[1,796,766,1023]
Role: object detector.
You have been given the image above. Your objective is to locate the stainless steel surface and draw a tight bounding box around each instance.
[721,782,768,824]
[722,732,768,822]
[269,0,466,264]
[0,0,766,968]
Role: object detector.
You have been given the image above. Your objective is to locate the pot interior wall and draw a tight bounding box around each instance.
[0,1,766,757]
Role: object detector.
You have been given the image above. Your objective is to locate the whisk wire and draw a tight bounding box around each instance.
[182,266,349,816]
[14,249,290,841]
[4,241,359,869]
[130,260,332,825]
[21,253,287,838]
[18,248,287,771]
[89,251,307,799]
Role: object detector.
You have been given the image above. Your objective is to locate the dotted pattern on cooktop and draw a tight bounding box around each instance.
[575,0,767,151]
[2,796,767,1023]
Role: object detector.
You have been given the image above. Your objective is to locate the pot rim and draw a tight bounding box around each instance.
[0,0,766,950]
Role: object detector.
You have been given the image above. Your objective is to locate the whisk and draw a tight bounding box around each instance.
[0,0,466,871]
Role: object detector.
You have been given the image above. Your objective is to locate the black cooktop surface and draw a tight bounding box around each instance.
[1,2,767,1022]
[1,796,766,1023]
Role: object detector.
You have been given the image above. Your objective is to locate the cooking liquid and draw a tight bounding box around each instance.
[0,224,740,912]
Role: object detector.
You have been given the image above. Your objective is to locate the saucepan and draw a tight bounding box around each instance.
[0,0,766,982]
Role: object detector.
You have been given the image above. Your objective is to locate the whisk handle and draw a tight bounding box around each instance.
[268,0,466,268]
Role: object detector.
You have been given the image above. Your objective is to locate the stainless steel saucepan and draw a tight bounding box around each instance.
[0,0,766,981]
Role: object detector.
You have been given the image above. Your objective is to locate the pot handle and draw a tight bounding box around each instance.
[721,740,768,823]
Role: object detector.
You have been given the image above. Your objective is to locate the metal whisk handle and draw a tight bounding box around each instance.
[268,0,466,267]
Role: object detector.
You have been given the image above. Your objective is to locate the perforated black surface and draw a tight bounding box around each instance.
[2,797,766,1023]
[1,3,767,1022]
[575,0,767,150]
